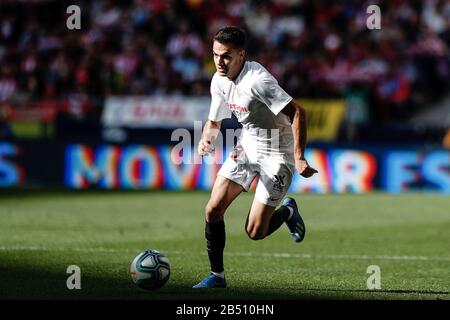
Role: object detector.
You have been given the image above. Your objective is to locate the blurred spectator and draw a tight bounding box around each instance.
[343,81,370,142]
[166,20,204,59]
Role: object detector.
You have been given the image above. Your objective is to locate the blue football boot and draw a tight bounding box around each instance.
[282,197,306,243]
[192,273,227,289]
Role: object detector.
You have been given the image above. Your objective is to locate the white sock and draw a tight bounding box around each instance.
[212,271,225,278]
[286,206,294,220]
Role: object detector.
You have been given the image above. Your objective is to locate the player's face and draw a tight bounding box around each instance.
[213,41,245,80]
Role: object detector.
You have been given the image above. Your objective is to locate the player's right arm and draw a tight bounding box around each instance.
[199,73,231,156]
[198,120,222,156]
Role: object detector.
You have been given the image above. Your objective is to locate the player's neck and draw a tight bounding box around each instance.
[228,61,246,81]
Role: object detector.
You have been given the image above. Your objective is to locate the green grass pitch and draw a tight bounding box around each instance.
[0,190,449,300]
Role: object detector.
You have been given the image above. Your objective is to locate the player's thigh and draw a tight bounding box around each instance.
[205,175,245,222]
[245,197,276,239]
[256,162,294,207]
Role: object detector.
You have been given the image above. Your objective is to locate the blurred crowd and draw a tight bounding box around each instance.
[0,0,449,129]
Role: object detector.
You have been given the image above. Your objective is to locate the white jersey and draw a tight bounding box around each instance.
[208,61,294,164]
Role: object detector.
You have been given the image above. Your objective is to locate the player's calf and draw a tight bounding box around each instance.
[245,226,266,240]
[244,214,267,240]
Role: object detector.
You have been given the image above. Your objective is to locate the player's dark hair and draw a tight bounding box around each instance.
[214,26,246,50]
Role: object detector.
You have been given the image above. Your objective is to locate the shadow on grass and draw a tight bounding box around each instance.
[0,263,312,300]
[0,264,449,300]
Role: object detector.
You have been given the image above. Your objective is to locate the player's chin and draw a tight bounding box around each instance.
[217,69,227,76]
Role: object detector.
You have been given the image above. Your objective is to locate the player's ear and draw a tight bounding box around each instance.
[239,49,245,60]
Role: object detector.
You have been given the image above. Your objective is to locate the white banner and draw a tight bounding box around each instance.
[101,96,211,128]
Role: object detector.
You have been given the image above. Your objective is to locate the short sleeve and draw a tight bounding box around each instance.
[208,74,232,121]
[251,75,293,115]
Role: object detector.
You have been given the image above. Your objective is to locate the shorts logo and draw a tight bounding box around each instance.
[273,175,286,193]
[274,175,286,186]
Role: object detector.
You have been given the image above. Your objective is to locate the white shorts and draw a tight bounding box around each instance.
[217,148,294,207]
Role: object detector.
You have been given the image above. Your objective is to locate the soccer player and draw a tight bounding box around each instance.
[193,27,318,288]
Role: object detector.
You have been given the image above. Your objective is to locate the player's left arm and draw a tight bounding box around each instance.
[281,100,318,178]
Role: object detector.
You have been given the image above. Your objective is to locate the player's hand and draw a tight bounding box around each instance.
[295,159,318,178]
[198,138,215,156]
[230,144,243,162]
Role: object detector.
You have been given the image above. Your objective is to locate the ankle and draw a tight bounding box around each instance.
[212,271,225,278]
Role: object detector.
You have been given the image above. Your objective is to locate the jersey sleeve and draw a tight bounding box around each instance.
[251,74,293,115]
[208,74,232,121]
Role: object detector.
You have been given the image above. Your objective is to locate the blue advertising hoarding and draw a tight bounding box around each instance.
[1,141,449,194]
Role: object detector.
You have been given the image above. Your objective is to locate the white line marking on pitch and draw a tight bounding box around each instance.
[225,252,450,262]
[0,246,449,262]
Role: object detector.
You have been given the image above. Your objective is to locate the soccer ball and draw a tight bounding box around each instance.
[130,249,171,290]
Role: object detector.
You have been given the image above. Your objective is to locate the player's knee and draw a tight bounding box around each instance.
[205,203,224,223]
